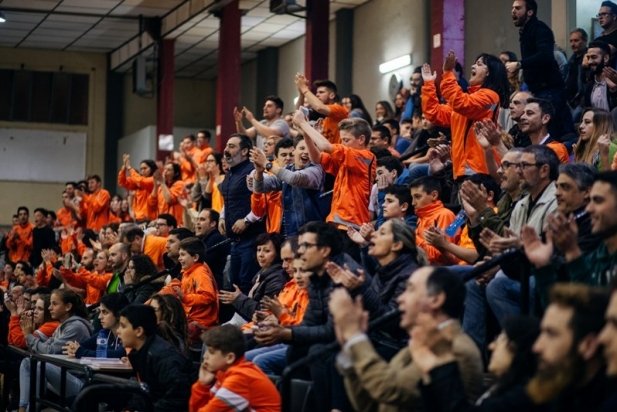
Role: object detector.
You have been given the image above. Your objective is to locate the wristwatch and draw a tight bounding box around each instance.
[265,162,273,171]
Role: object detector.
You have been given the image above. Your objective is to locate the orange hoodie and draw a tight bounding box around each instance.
[422,71,500,178]
[189,357,281,412]
[7,223,33,263]
[60,267,110,305]
[83,188,111,231]
[169,263,218,328]
[415,200,458,265]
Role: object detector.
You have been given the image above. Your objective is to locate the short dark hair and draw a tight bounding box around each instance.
[124,227,144,243]
[204,208,220,225]
[298,221,343,257]
[370,147,391,159]
[157,213,177,228]
[265,95,284,112]
[523,145,560,181]
[16,261,33,276]
[179,237,206,262]
[384,184,412,213]
[522,0,538,16]
[229,133,253,153]
[120,304,158,337]
[182,134,196,142]
[33,207,47,216]
[377,156,403,176]
[255,233,282,263]
[466,173,502,203]
[274,138,294,157]
[313,79,338,95]
[87,174,102,183]
[549,283,610,344]
[570,28,588,42]
[426,267,466,319]
[372,125,391,144]
[602,1,617,15]
[197,130,211,140]
[594,170,617,201]
[559,163,596,191]
[202,325,245,359]
[410,176,442,197]
[381,118,400,134]
[500,50,518,62]
[100,293,130,318]
[526,97,555,122]
[588,40,611,56]
[169,227,195,241]
[17,206,29,215]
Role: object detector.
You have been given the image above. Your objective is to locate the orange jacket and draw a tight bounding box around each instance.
[170,263,218,328]
[148,180,185,226]
[7,223,33,263]
[422,71,500,178]
[35,262,55,287]
[56,207,77,229]
[189,357,281,412]
[8,317,59,349]
[251,191,283,234]
[415,200,457,265]
[320,144,376,227]
[118,167,156,221]
[83,189,111,231]
[180,146,200,184]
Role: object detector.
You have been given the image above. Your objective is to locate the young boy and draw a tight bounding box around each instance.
[117,304,192,411]
[409,176,457,265]
[190,325,281,412]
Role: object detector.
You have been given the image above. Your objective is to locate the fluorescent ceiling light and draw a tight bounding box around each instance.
[0,11,6,23]
[379,55,411,74]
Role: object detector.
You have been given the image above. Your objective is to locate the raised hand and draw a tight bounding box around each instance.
[421,63,437,82]
[443,50,456,72]
[521,225,553,268]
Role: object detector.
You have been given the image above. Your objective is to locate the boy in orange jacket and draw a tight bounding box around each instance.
[190,325,280,412]
[410,176,458,265]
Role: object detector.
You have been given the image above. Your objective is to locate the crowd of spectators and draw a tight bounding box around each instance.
[1,0,617,411]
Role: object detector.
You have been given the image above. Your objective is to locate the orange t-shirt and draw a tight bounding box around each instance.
[321,104,349,144]
[118,167,156,221]
[148,180,185,226]
[7,223,33,263]
[320,144,376,227]
[83,189,111,231]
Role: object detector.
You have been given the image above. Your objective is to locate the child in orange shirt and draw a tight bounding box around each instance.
[189,325,280,412]
[410,176,458,265]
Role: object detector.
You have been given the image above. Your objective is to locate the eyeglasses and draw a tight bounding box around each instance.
[597,12,613,18]
[155,222,168,227]
[501,160,518,169]
[297,242,319,250]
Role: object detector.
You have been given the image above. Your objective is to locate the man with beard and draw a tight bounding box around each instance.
[523,171,617,287]
[56,248,110,305]
[583,41,617,111]
[528,283,610,411]
[218,134,264,294]
[107,242,130,294]
[517,98,569,163]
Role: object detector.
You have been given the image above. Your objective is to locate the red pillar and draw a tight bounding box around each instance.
[430,0,465,76]
[156,39,175,161]
[215,0,241,153]
[304,0,329,83]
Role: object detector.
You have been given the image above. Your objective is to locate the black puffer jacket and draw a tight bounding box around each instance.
[232,263,287,321]
[127,335,193,412]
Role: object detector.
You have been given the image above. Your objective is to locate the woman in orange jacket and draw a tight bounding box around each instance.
[149,162,186,226]
[422,51,509,181]
[118,155,157,222]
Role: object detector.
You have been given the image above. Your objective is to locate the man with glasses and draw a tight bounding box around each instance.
[595,1,617,56]
[154,213,177,238]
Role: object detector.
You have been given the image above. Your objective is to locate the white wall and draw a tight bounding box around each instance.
[278,36,306,113]
[576,0,601,39]
[352,0,428,112]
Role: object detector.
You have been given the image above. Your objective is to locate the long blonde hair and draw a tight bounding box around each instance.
[574,108,613,165]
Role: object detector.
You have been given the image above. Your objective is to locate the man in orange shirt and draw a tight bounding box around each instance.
[295,76,349,144]
[124,226,168,271]
[410,176,458,265]
[56,191,79,230]
[82,175,110,231]
[518,98,570,163]
[294,113,375,230]
[6,206,33,264]
[196,129,213,164]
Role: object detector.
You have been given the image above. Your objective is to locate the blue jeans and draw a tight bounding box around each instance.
[462,279,488,352]
[228,238,258,294]
[246,344,288,375]
[486,270,535,325]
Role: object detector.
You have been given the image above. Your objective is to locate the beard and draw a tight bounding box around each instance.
[593,61,606,75]
[526,351,586,404]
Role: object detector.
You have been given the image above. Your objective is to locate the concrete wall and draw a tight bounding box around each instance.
[0,47,107,224]
[240,59,258,113]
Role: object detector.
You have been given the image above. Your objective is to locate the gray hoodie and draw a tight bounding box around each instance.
[26,315,93,354]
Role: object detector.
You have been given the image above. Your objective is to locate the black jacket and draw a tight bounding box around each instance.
[31,226,57,267]
[127,335,192,412]
[232,263,287,321]
[519,16,564,92]
[121,278,165,304]
[201,229,230,288]
[419,362,546,412]
[290,269,335,345]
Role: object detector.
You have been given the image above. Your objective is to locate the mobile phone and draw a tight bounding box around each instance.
[300,106,310,118]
